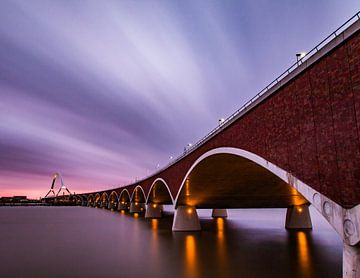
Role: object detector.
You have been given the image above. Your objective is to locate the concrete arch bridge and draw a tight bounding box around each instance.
[67,13,360,277]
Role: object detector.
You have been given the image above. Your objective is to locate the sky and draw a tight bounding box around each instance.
[0,0,359,198]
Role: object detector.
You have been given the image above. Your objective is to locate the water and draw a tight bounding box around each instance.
[0,206,342,278]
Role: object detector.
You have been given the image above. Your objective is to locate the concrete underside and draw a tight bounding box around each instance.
[176,154,308,208]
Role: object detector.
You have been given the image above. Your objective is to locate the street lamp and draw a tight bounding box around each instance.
[218,118,225,126]
[296,52,306,63]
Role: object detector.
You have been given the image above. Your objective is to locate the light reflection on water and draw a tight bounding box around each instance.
[0,207,342,278]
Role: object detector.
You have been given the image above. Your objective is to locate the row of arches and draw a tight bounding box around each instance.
[84,180,170,211]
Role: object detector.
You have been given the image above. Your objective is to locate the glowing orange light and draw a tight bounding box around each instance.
[140,208,144,211]
[151,219,158,230]
[121,201,125,205]
[135,202,138,206]
[133,213,139,218]
[120,210,125,214]
[298,208,303,213]
[187,208,192,214]
[153,204,157,208]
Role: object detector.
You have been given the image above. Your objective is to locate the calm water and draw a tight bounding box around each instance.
[0,206,342,278]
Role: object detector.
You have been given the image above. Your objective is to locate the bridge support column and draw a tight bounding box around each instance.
[343,244,360,278]
[172,206,201,232]
[212,209,228,218]
[118,202,129,211]
[285,204,312,229]
[130,202,145,213]
[145,204,162,218]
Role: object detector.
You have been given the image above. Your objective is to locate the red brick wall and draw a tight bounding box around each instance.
[93,29,360,209]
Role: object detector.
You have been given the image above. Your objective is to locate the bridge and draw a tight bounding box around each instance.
[51,13,360,277]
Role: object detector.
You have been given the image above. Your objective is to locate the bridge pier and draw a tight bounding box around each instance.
[212,209,228,218]
[172,206,201,232]
[118,201,129,211]
[343,244,360,278]
[285,204,312,229]
[145,204,163,218]
[130,202,145,213]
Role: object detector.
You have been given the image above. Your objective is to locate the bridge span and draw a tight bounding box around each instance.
[55,13,360,277]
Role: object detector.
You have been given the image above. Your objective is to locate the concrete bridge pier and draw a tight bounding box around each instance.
[172,206,201,231]
[118,201,129,211]
[108,202,117,210]
[212,209,228,218]
[285,204,312,229]
[145,204,163,218]
[81,200,87,206]
[343,244,360,278]
[130,202,145,213]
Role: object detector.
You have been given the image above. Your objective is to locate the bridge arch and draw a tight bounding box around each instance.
[131,185,146,203]
[146,178,174,205]
[118,189,131,210]
[87,194,94,207]
[94,193,101,207]
[108,191,119,210]
[101,192,109,208]
[174,147,348,242]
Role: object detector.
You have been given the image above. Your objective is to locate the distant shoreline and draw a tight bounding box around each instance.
[0,203,51,207]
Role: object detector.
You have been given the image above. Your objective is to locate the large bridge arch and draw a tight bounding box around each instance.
[174,147,355,245]
[146,178,174,205]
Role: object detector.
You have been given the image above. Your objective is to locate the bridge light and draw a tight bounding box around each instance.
[135,202,138,206]
[296,52,306,62]
[153,204,157,208]
[218,118,225,125]
[187,208,193,214]
[298,207,303,213]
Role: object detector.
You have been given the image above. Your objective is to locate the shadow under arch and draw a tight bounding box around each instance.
[108,191,119,209]
[119,189,131,204]
[146,178,174,205]
[131,185,146,203]
[175,147,309,209]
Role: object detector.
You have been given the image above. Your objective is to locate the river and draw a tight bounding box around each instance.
[0,206,342,277]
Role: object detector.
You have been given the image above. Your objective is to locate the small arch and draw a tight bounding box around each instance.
[146,178,174,205]
[94,193,101,207]
[101,192,109,208]
[87,194,94,206]
[108,191,119,209]
[131,185,146,203]
[119,189,131,207]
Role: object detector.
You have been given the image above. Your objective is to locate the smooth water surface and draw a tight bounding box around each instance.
[0,207,342,277]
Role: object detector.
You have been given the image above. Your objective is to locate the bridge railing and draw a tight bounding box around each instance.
[116,11,360,189]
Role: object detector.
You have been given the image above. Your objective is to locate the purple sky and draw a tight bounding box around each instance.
[0,0,359,198]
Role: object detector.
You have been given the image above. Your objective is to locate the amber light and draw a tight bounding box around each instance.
[187,208,193,214]
[298,208,303,213]
[153,204,157,208]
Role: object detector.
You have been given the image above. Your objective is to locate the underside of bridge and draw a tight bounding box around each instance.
[176,153,308,209]
[147,180,173,205]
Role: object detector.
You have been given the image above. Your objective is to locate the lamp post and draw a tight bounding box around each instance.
[296,52,306,64]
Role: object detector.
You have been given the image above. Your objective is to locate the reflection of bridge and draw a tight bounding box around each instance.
[54,13,360,277]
